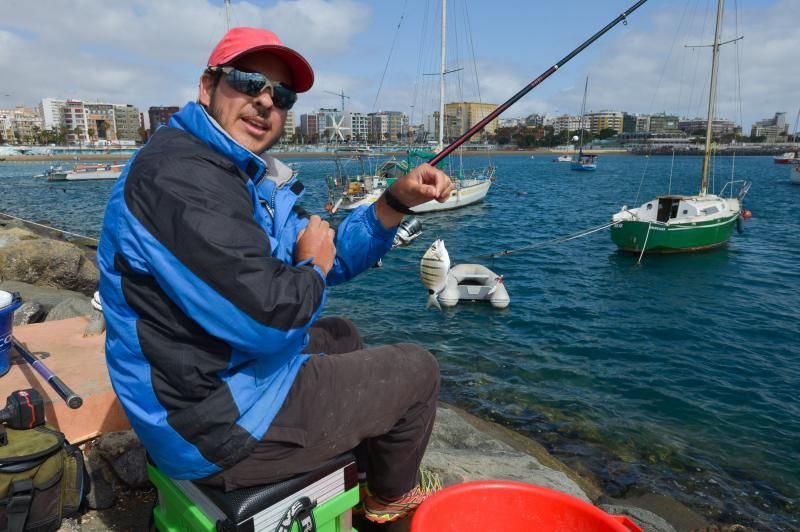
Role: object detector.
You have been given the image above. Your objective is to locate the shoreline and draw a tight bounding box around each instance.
[0,214,748,531]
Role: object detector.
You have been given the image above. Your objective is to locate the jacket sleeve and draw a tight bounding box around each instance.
[326,204,397,286]
[121,154,326,357]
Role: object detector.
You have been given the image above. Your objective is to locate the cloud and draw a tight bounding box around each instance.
[547,0,800,129]
[0,0,370,111]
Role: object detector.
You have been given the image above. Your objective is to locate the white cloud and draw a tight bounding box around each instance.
[0,0,370,111]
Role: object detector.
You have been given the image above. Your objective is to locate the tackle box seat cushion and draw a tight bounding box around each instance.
[193,452,358,524]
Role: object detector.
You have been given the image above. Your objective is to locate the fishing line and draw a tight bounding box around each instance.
[371,0,410,114]
[0,211,98,242]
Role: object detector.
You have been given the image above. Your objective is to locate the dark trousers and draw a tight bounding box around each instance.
[198,317,440,499]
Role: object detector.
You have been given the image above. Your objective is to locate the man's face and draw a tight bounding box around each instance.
[199,53,291,154]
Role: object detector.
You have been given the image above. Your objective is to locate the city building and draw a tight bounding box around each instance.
[444,102,498,140]
[622,113,637,134]
[114,104,142,142]
[678,118,737,136]
[648,113,680,134]
[525,114,545,127]
[750,112,789,142]
[0,109,16,143]
[85,103,117,143]
[368,111,408,143]
[299,113,318,142]
[148,106,179,135]
[587,110,623,134]
[551,114,588,135]
[62,100,89,144]
[345,112,370,142]
[39,98,66,131]
[282,111,295,142]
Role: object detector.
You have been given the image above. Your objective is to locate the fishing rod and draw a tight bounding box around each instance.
[428,0,649,167]
[12,338,83,409]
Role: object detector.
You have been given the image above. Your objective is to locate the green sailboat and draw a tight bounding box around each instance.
[611,0,750,254]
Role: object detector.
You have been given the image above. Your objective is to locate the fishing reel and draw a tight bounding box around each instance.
[0,389,46,445]
[392,217,423,249]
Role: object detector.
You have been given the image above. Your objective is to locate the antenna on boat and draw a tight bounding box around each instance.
[427,0,650,167]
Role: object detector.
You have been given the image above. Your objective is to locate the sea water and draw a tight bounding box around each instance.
[1,155,797,529]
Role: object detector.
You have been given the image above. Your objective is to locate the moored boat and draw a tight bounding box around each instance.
[48,163,125,182]
[773,151,799,164]
[610,0,750,254]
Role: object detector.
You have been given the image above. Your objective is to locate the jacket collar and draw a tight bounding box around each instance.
[169,101,269,182]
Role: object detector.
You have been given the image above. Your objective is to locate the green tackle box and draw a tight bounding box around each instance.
[148,453,359,532]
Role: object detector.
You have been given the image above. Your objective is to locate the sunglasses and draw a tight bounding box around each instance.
[210,66,297,111]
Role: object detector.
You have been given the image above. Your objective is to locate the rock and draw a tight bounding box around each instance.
[12,301,47,325]
[84,450,116,510]
[0,281,90,311]
[0,237,98,295]
[423,406,591,502]
[45,297,93,321]
[600,504,678,532]
[94,432,150,489]
[0,227,39,247]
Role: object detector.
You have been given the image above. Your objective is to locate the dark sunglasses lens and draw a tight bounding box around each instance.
[226,70,268,97]
[272,85,297,110]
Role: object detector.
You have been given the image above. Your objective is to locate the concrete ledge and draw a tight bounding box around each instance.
[4,317,129,443]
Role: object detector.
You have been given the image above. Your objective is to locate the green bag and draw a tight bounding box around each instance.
[0,425,85,532]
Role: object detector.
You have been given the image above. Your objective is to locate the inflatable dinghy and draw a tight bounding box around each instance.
[438,264,509,309]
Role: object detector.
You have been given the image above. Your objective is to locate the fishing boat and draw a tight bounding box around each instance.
[33,165,65,179]
[773,151,799,164]
[326,0,494,214]
[570,77,597,172]
[610,0,750,254]
[47,163,125,182]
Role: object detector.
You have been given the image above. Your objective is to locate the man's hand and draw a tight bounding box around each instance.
[391,163,454,207]
[295,215,336,275]
[375,163,454,228]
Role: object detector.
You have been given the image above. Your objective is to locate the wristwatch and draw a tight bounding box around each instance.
[382,188,415,215]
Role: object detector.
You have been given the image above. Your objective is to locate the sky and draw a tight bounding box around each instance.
[1,0,798,131]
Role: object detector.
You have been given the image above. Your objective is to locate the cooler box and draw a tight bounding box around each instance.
[148,453,359,532]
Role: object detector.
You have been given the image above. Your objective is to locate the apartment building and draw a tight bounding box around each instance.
[114,104,141,142]
[148,106,179,135]
[444,102,498,139]
[551,114,588,135]
[39,98,66,131]
[587,110,623,134]
[679,118,737,136]
[0,109,16,143]
[750,112,789,142]
[62,100,89,144]
[282,111,295,142]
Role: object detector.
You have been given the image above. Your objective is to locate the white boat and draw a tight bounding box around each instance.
[326,0,494,214]
[555,154,573,163]
[438,263,509,309]
[48,163,125,181]
[570,77,597,172]
[791,165,800,185]
[33,165,65,179]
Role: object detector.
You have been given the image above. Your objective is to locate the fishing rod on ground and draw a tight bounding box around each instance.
[12,338,83,410]
[427,0,649,167]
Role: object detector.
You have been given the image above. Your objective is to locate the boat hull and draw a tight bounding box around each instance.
[411,179,492,213]
[611,213,739,253]
[570,163,596,171]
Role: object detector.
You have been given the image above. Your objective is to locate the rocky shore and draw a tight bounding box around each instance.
[0,217,747,531]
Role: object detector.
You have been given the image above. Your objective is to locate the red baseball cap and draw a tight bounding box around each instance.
[207,27,314,93]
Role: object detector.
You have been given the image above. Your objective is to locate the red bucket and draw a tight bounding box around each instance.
[410,481,642,532]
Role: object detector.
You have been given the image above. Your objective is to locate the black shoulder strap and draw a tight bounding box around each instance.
[274,496,316,532]
[6,479,34,532]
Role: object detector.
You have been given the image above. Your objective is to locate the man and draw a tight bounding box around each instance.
[98,27,454,524]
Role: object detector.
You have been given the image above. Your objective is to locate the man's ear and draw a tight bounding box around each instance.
[198,73,216,107]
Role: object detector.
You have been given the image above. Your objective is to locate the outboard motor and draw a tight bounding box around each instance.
[392,217,423,249]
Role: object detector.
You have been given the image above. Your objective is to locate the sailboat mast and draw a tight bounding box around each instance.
[224,0,232,31]
[578,76,588,155]
[437,0,446,153]
[700,0,725,196]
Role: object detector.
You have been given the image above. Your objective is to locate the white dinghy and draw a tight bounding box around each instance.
[438,264,509,309]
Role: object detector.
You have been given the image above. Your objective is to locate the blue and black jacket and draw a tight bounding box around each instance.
[98,101,397,479]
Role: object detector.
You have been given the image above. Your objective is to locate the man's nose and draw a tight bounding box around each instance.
[254,89,274,110]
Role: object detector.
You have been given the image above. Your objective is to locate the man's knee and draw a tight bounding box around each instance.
[396,343,440,392]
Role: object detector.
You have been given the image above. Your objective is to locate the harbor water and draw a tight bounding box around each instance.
[1,154,797,529]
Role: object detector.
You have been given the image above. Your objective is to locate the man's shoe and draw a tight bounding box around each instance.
[363,468,442,524]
